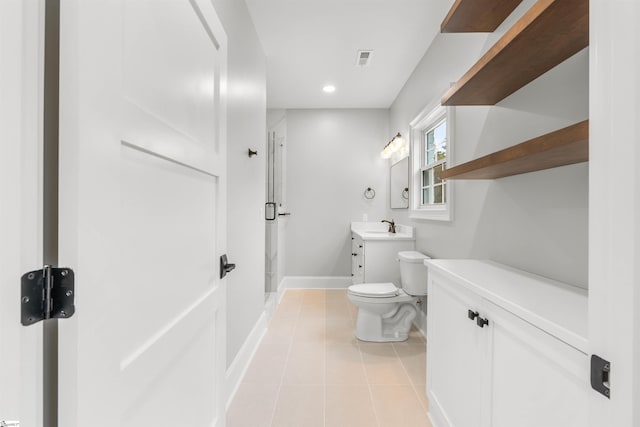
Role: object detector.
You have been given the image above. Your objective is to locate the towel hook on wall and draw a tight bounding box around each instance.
[248,149,258,158]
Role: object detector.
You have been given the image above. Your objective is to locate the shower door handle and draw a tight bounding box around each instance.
[265,202,276,221]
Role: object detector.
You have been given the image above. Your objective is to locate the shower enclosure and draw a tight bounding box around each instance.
[265,125,286,296]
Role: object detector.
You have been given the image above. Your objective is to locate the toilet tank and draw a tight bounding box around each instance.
[397,251,430,296]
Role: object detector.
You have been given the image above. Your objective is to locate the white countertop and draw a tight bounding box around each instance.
[425,259,588,353]
[352,230,415,241]
[351,222,415,241]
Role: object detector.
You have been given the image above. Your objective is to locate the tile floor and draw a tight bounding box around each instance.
[226,289,431,427]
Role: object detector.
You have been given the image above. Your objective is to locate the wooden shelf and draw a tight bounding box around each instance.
[441,0,588,106]
[441,0,523,33]
[441,120,588,180]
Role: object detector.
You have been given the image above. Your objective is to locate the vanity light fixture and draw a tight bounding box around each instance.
[381,133,404,159]
[323,85,336,93]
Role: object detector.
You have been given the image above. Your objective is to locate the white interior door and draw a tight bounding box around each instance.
[589,1,640,426]
[0,1,44,426]
[57,0,228,426]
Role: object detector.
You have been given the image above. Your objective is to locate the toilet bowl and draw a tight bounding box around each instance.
[347,251,429,342]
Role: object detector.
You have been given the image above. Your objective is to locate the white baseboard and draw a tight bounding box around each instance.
[280,276,352,289]
[428,392,450,427]
[225,310,269,410]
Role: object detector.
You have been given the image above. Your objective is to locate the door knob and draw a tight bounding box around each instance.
[220,254,236,279]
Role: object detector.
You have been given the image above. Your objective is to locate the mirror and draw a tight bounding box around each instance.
[390,157,409,209]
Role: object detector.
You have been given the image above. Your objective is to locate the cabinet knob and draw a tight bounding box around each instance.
[467,310,479,321]
[476,316,489,328]
[359,265,362,268]
[358,245,363,248]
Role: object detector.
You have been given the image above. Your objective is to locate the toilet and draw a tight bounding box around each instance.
[347,251,429,342]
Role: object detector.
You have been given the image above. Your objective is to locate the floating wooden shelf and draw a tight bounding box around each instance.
[441,0,523,33]
[441,0,588,106]
[442,120,588,179]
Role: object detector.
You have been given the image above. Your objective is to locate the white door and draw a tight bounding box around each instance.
[0,1,44,426]
[589,1,640,426]
[57,0,228,426]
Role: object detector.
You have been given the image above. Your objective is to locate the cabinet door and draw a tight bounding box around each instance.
[483,301,589,427]
[427,273,486,427]
[351,235,364,284]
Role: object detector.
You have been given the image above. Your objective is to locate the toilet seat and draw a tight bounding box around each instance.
[348,282,399,298]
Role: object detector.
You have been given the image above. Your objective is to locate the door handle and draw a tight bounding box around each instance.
[476,316,489,328]
[220,254,236,279]
[278,212,291,216]
[265,202,276,221]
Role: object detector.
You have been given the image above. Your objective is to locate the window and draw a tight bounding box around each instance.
[421,119,447,206]
[409,104,452,221]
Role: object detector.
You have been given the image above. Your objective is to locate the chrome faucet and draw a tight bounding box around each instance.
[381,219,396,233]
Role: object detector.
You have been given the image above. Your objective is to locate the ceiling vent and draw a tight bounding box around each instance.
[356,50,374,67]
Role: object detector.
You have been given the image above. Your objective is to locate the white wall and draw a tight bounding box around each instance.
[284,109,390,277]
[388,0,589,288]
[211,0,267,367]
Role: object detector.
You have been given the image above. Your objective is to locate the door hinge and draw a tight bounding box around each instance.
[21,265,75,326]
[590,354,611,398]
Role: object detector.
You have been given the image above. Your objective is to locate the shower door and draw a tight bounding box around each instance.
[265,127,286,295]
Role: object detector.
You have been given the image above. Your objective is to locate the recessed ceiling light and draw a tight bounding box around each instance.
[323,85,336,93]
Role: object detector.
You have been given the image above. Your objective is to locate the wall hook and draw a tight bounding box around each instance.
[248,149,258,158]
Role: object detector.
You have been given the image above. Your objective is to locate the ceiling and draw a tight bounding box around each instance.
[244,0,454,109]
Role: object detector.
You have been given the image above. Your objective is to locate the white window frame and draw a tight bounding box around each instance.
[409,103,454,221]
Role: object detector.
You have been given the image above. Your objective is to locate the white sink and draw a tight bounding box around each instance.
[350,222,415,241]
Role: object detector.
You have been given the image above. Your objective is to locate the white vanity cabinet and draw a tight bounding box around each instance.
[350,224,415,285]
[426,260,589,427]
[351,234,365,284]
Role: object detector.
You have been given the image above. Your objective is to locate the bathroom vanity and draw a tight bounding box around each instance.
[350,222,415,285]
[425,260,588,427]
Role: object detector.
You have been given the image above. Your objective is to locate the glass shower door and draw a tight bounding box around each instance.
[265,130,285,295]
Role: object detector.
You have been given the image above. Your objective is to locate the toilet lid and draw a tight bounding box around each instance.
[348,282,399,298]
